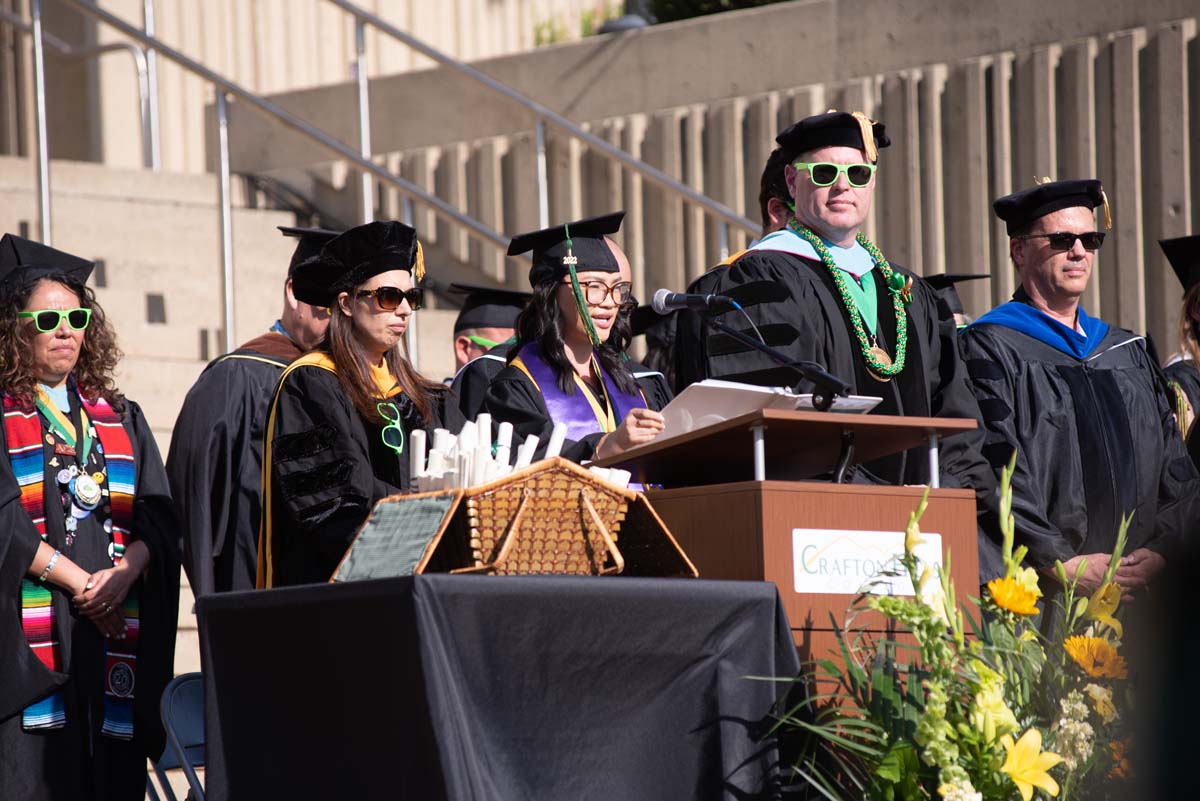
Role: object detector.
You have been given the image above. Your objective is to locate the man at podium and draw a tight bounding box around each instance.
[672,112,996,531]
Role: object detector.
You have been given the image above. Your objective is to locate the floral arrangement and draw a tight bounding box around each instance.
[785,454,1134,801]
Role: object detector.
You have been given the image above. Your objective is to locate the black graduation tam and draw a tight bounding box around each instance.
[993,179,1111,236]
[448,282,529,333]
[278,225,340,278]
[775,111,891,163]
[1160,235,1200,295]
[0,233,94,288]
[508,212,625,286]
[292,220,424,307]
[924,273,990,317]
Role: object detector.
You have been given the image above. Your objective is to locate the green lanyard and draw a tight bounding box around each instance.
[35,390,94,463]
[838,269,880,338]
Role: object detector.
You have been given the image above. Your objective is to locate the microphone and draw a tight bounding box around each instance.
[651,288,737,315]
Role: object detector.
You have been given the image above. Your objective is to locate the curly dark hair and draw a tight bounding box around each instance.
[0,274,125,411]
[510,277,637,397]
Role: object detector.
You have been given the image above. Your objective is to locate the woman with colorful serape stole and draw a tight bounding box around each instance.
[483,212,667,463]
[257,221,464,588]
[0,234,180,801]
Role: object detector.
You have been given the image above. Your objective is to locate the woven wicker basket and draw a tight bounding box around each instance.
[333,457,697,581]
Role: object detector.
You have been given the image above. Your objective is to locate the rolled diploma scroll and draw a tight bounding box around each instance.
[475,413,492,451]
[496,421,514,451]
[409,429,427,479]
[544,422,568,460]
[514,435,539,469]
[432,428,451,453]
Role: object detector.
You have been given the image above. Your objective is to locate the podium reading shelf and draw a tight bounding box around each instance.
[593,409,980,664]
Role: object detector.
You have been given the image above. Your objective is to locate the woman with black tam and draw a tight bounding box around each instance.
[257,220,464,588]
[483,212,666,464]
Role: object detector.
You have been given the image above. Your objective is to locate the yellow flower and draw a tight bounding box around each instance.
[1083,683,1118,725]
[987,576,1040,616]
[968,661,1018,741]
[1064,636,1129,680]
[1000,728,1064,801]
[1014,565,1043,598]
[1108,739,1133,780]
[1084,582,1123,639]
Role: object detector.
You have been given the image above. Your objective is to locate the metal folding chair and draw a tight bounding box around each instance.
[152,672,206,801]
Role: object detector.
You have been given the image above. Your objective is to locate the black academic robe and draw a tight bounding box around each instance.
[456,344,672,422]
[483,357,670,464]
[1164,359,1200,439]
[167,333,301,597]
[959,310,1200,572]
[264,362,464,587]
[0,398,180,801]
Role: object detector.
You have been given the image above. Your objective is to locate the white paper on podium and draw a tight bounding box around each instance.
[655,379,882,440]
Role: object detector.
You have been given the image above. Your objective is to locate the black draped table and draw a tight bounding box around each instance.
[197,575,802,801]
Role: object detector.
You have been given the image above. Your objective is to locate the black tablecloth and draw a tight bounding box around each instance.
[197,575,802,801]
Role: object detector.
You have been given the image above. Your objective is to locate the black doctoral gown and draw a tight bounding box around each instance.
[167,332,301,597]
[959,304,1200,572]
[482,358,670,464]
[263,362,464,587]
[0,398,180,801]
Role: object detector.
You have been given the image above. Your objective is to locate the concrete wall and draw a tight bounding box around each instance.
[0,0,611,172]
[225,0,1200,354]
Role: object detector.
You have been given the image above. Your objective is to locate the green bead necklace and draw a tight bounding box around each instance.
[788,219,910,381]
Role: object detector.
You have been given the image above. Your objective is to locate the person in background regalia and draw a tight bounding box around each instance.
[168,225,336,597]
[1158,235,1200,441]
[0,234,179,801]
[483,212,667,463]
[924,273,990,330]
[257,220,464,588]
[447,283,529,417]
[959,180,1200,599]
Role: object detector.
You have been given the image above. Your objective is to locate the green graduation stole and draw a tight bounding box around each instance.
[5,387,140,739]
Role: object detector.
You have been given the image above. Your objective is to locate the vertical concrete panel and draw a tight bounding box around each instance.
[1013,46,1059,188]
[839,77,878,242]
[878,72,922,271]
[743,92,780,236]
[1058,38,1101,313]
[1097,30,1146,333]
[468,137,507,282]
[621,113,648,303]
[642,108,687,295]
[942,60,991,315]
[501,131,540,283]
[403,147,438,248]
[919,64,947,277]
[547,130,582,223]
[682,105,707,276]
[1141,20,1194,355]
[704,98,747,262]
[782,86,827,131]
[582,119,623,220]
[988,54,1017,303]
[435,141,471,262]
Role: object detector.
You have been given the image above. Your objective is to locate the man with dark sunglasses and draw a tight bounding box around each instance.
[167,225,337,597]
[960,179,1199,604]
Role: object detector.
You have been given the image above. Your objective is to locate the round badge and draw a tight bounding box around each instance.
[107,662,135,697]
[107,542,115,559]
[74,474,102,507]
[44,434,54,445]
[65,516,78,532]
[69,465,80,478]
[103,519,113,534]
[92,471,105,485]
[71,504,89,520]
[56,468,73,486]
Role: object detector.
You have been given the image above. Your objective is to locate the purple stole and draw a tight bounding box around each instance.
[512,343,646,441]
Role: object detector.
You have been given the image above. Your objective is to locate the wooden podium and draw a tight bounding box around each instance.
[594,409,980,665]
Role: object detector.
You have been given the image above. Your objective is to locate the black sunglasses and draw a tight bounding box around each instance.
[356,286,423,311]
[1017,231,1106,252]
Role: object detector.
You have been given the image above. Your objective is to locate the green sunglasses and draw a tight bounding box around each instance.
[19,308,92,333]
[794,161,877,188]
[377,401,405,456]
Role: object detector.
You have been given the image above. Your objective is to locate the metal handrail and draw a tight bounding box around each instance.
[323,0,760,239]
[0,7,157,172]
[54,0,518,354]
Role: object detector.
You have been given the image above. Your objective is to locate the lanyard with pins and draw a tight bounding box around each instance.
[36,389,94,463]
[563,223,602,349]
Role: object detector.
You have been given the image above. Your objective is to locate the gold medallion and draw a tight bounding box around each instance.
[867,344,894,383]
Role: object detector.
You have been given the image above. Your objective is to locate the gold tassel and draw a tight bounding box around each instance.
[413,241,426,283]
[1100,188,1113,230]
[1034,175,1053,186]
[850,111,878,163]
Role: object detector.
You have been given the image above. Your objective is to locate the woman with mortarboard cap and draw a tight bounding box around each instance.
[0,234,180,801]
[482,212,667,464]
[257,220,465,588]
[1159,235,1200,442]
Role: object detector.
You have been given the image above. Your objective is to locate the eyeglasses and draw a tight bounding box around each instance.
[1016,231,1106,252]
[356,286,424,311]
[563,280,634,306]
[19,308,92,333]
[377,401,405,456]
[793,161,877,188]
[465,334,498,349]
